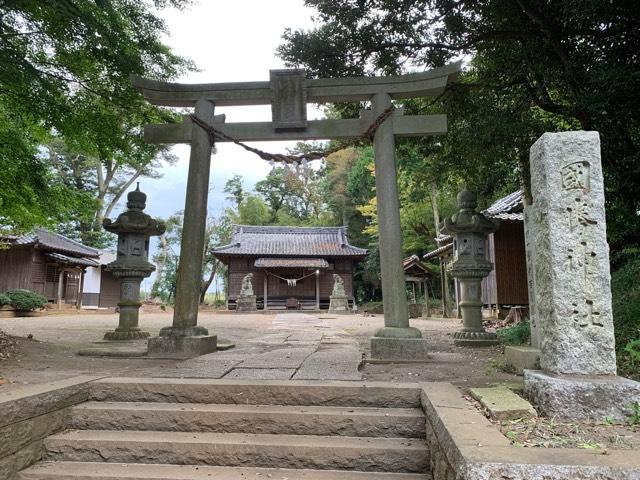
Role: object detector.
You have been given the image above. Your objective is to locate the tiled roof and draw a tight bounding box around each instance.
[423,242,453,260]
[403,254,433,276]
[483,190,524,221]
[12,228,99,258]
[45,252,100,267]
[213,225,368,258]
[254,258,329,269]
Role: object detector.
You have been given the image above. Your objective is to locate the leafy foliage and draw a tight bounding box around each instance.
[497,321,531,346]
[611,252,640,380]
[3,289,47,311]
[151,212,232,304]
[279,0,640,253]
[0,293,10,306]
[0,0,193,235]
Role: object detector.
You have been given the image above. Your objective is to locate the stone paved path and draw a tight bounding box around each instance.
[169,313,362,381]
[0,310,518,388]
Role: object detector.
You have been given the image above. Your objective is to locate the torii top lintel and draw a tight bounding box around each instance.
[133,62,461,144]
[131,62,461,108]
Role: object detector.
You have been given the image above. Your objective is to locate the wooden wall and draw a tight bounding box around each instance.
[99,270,121,308]
[226,256,354,301]
[0,247,34,292]
[493,220,529,305]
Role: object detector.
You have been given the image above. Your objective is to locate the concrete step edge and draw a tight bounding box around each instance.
[44,430,428,473]
[19,462,432,480]
[74,401,424,417]
[46,430,425,449]
[69,402,426,438]
[89,378,422,408]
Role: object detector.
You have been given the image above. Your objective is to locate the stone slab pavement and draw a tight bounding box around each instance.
[0,310,519,388]
[140,313,363,381]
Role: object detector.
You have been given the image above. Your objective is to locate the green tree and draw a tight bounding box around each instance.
[151,212,233,304]
[236,195,271,226]
[0,0,193,233]
[224,174,246,208]
[46,138,177,247]
[255,168,292,222]
[279,0,640,252]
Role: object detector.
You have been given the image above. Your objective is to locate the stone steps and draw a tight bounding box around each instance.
[19,462,432,480]
[43,430,428,473]
[19,378,429,480]
[87,378,422,407]
[70,401,425,438]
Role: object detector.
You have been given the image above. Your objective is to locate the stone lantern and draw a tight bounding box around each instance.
[102,184,165,340]
[442,189,500,346]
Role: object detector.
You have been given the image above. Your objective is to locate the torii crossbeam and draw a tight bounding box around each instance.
[133,62,461,359]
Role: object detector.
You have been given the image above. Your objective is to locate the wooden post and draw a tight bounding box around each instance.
[424,279,430,317]
[77,269,84,309]
[315,271,320,310]
[166,99,215,335]
[57,269,64,309]
[263,272,268,311]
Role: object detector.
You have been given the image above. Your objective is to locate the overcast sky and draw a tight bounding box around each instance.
[139,0,320,221]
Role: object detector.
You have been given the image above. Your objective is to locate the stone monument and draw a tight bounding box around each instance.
[328,274,349,313]
[523,131,640,420]
[102,184,165,341]
[442,190,500,347]
[236,273,257,312]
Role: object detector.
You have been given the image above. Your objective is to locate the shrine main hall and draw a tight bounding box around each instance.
[213,225,367,310]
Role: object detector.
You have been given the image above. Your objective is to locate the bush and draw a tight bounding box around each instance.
[496,321,531,345]
[0,293,10,306]
[4,289,47,311]
[611,253,640,380]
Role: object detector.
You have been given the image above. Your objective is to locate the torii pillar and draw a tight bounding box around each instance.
[132,63,461,358]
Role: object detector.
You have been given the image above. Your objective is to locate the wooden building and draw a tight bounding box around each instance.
[213,225,367,310]
[423,190,529,312]
[82,251,121,308]
[0,228,100,308]
[403,255,433,303]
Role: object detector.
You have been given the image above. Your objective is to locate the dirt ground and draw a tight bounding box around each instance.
[0,310,517,390]
[495,415,640,450]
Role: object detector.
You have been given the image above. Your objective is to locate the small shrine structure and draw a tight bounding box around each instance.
[213,225,366,310]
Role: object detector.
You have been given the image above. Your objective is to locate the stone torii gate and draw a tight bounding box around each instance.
[133,63,461,358]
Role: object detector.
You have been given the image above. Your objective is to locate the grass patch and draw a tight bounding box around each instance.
[496,321,530,346]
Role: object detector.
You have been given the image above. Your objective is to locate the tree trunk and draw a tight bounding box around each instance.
[430,184,452,318]
[151,234,168,298]
[200,261,218,305]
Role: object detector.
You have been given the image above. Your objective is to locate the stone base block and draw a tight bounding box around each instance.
[147,335,217,358]
[524,370,640,421]
[505,346,540,375]
[103,329,150,341]
[453,330,500,347]
[329,295,349,314]
[370,337,429,361]
[236,295,257,312]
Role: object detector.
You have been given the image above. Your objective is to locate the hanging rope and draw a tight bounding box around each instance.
[266,270,319,286]
[189,106,395,165]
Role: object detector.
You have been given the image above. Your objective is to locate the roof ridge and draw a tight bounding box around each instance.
[233,224,346,231]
